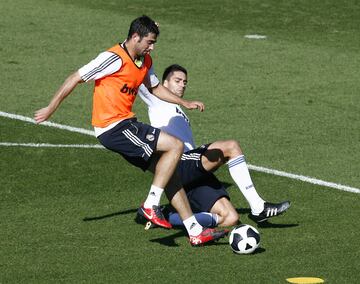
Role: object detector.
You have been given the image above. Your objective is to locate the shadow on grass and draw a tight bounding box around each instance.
[253,247,266,254]
[149,230,185,247]
[254,220,299,229]
[83,208,138,221]
[221,181,233,189]
[231,247,266,255]
[236,208,251,215]
[149,229,229,247]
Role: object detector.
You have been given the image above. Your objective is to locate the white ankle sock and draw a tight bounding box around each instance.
[227,155,265,215]
[183,215,203,236]
[143,185,164,208]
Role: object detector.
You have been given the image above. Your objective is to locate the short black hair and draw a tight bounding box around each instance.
[162,64,188,82]
[127,15,159,40]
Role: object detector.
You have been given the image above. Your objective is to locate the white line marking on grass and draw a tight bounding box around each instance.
[0,142,104,149]
[248,164,360,194]
[244,34,267,39]
[0,111,95,137]
[1,110,359,194]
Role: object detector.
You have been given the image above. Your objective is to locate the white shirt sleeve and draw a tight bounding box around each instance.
[78,51,122,82]
[143,66,160,88]
[138,84,164,108]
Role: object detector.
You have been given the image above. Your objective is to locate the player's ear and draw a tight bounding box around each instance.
[131,32,140,42]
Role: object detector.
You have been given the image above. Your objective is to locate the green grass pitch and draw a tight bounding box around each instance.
[1,0,359,283]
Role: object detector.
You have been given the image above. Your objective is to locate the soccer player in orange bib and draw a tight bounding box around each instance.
[34,15,228,246]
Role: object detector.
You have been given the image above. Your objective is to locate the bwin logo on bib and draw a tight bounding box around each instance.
[146,134,155,141]
[120,84,137,96]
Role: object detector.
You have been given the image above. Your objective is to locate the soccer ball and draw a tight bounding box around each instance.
[229,224,260,254]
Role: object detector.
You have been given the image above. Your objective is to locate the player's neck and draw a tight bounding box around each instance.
[123,41,138,61]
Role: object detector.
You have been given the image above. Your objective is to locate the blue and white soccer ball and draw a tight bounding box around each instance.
[229,224,260,254]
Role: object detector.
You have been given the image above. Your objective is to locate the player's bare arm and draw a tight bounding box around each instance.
[34,71,83,123]
[151,83,204,112]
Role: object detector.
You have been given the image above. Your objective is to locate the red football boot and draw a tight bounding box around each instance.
[139,204,172,229]
[189,228,229,246]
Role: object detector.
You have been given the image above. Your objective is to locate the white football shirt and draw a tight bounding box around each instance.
[138,84,196,152]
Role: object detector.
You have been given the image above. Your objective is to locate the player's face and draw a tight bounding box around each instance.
[164,71,188,97]
[135,33,157,56]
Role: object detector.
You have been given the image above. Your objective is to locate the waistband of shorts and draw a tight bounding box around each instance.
[96,117,138,138]
[118,117,138,125]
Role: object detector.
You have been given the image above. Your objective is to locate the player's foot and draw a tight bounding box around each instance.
[189,228,229,246]
[250,201,291,223]
[139,204,172,229]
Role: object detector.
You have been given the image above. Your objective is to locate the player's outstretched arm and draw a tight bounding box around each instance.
[151,84,204,112]
[34,71,83,123]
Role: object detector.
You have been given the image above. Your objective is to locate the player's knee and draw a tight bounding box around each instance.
[158,132,184,155]
[226,139,242,157]
[169,136,184,157]
[174,137,184,152]
[219,209,239,227]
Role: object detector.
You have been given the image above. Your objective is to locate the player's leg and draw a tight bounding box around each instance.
[153,177,228,245]
[168,211,218,228]
[167,174,236,227]
[98,120,172,228]
[140,130,206,229]
[200,139,242,171]
[164,174,228,244]
[151,130,184,189]
[139,131,184,229]
[167,197,238,228]
[197,140,265,215]
[144,132,228,244]
[165,175,221,228]
[188,175,238,227]
[210,197,239,227]
[201,140,291,221]
[141,131,183,210]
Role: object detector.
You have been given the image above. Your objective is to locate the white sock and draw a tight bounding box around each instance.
[183,215,203,236]
[143,185,164,208]
[227,155,265,215]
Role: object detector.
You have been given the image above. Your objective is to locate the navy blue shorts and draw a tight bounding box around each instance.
[179,144,230,212]
[178,144,212,186]
[97,118,160,171]
[185,173,229,213]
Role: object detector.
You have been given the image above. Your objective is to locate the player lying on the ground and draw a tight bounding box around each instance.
[137,64,290,228]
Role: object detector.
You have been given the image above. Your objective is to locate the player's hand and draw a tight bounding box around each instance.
[182,100,205,112]
[34,106,54,123]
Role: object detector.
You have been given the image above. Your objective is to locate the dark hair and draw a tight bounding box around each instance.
[127,15,159,40]
[162,64,188,82]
